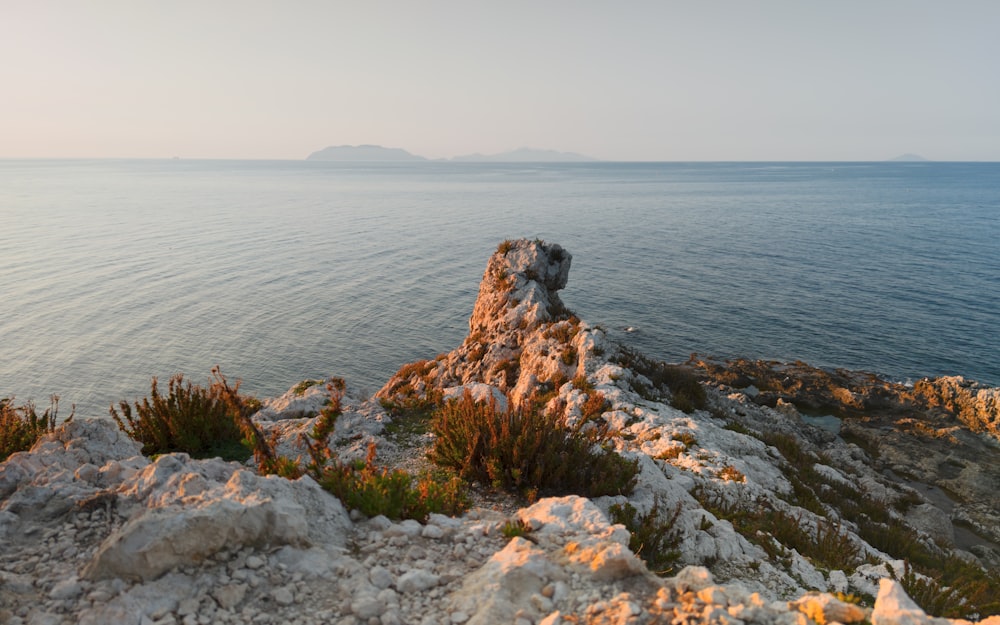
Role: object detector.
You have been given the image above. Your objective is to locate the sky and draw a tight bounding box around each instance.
[2,1,998,161]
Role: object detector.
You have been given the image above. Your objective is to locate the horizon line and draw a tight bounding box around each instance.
[3,156,998,163]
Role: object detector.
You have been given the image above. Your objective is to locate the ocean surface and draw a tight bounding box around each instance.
[2,159,998,419]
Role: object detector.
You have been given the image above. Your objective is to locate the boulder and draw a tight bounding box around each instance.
[82,453,350,581]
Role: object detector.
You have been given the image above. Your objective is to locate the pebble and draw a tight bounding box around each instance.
[397,569,439,593]
[271,586,295,606]
[245,555,266,570]
[369,565,394,589]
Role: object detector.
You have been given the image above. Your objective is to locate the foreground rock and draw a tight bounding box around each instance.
[3,239,999,624]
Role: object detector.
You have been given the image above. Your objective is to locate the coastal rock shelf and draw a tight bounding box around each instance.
[2,239,999,625]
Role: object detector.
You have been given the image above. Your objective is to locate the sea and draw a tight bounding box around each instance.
[2,159,998,419]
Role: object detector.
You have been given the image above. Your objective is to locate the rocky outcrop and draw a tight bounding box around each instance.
[689,356,1000,549]
[3,239,999,624]
[911,376,1000,439]
[378,239,585,406]
[689,356,1000,441]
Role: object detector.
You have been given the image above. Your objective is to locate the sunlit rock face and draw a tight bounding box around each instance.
[377,238,584,406]
[912,376,1000,440]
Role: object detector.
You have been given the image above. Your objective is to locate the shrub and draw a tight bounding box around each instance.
[718,465,746,482]
[672,432,698,447]
[428,390,638,500]
[292,379,324,396]
[579,391,610,422]
[110,367,253,462]
[318,443,468,523]
[723,422,753,435]
[692,488,862,572]
[251,381,470,522]
[608,501,683,574]
[560,347,578,366]
[889,560,1000,619]
[501,518,533,540]
[1,395,71,461]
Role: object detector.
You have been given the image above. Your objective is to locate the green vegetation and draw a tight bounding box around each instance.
[692,487,862,571]
[501,518,534,540]
[608,501,683,574]
[710,425,1000,619]
[428,390,638,501]
[110,368,253,462]
[889,560,1000,620]
[614,347,706,413]
[292,379,325,396]
[1,395,72,461]
[318,444,468,522]
[251,378,470,522]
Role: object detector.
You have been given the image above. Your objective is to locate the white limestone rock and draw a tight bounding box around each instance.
[0,418,146,523]
[789,592,868,624]
[397,568,440,593]
[871,579,950,625]
[450,537,562,625]
[905,503,956,546]
[82,453,350,581]
[255,378,334,421]
[443,383,508,410]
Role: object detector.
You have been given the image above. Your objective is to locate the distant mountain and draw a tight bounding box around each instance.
[889,153,930,162]
[306,145,427,162]
[451,147,597,163]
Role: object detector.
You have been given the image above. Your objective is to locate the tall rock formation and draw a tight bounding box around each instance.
[378,239,587,406]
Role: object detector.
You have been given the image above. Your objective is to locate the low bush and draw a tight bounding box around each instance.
[1,395,71,461]
[501,518,534,540]
[251,380,470,522]
[579,391,610,422]
[718,465,746,482]
[292,379,324,396]
[318,443,468,523]
[608,501,683,574]
[110,367,253,462]
[889,560,1000,619]
[692,488,862,572]
[428,390,638,501]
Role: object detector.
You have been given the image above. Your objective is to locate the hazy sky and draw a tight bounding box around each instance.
[2,1,998,161]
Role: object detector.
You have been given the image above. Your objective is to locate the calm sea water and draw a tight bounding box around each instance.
[2,159,998,418]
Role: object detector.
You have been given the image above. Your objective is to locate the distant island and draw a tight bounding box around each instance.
[306,145,427,162]
[306,144,597,162]
[888,153,930,162]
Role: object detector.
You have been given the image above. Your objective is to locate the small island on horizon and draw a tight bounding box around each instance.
[306,144,597,163]
[889,153,930,162]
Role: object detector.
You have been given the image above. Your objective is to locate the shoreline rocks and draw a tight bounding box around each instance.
[3,239,999,624]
